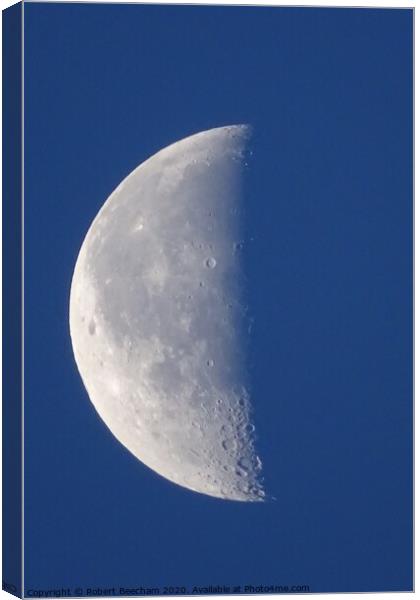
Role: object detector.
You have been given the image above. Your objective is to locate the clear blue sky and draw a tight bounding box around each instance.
[24,4,412,594]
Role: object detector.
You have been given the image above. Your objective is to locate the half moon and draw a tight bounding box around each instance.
[69,125,265,501]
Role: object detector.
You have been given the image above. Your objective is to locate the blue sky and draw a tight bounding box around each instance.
[24,4,412,594]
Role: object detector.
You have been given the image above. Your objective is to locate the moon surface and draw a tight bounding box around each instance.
[69,125,265,502]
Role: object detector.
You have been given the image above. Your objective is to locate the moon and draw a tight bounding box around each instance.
[69,125,265,502]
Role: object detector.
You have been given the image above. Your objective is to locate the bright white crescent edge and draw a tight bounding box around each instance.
[69,125,266,502]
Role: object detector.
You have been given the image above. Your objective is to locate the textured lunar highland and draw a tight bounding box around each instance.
[69,125,265,501]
